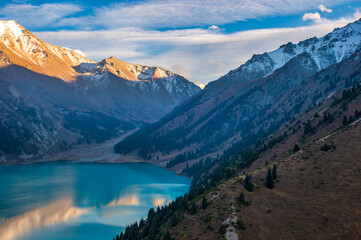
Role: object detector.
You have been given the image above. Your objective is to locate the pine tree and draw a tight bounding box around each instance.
[355,109,360,118]
[170,215,178,227]
[266,168,274,189]
[163,230,173,240]
[189,202,198,215]
[272,164,277,180]
[139,218,145,229]
[244,174,254,192]
[304,120,313,135]
[238,192,245,204]
[343,115,348,126]
[201,196,208,209]
[293,144,300,153]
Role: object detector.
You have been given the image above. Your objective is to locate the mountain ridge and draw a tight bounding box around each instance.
[114,18,361,170]
[0,20,200,162]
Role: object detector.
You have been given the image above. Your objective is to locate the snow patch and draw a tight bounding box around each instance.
[0,20,23,39]
[74,49,86,57]
[7,21,23,39]
[0,22,5,36]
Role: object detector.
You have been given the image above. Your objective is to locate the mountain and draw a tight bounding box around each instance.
[0,20,96,81]
[0,20,200,162]
[115,63,361,240]
[114,19,361,168]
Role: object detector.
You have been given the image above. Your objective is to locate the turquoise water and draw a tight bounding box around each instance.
[0,162,190,240]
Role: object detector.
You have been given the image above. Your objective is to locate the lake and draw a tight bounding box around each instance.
[0,162,190,240]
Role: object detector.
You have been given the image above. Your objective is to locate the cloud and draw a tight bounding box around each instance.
[35,10,361,85]
[302,12,322,22]
[80,0,352,29]
[171,64,190,79]
[208,25,222,32]
[319,4,332,13]
[0,3,84,28]
[1,0,351,30]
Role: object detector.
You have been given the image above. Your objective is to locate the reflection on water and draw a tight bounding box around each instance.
[152,197,166,207]
[0,198,88,240]
[106,194,140,206]
[0,162,190,240]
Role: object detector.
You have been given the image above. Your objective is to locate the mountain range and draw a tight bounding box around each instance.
[114,18,361,170]
[0,20,200,162]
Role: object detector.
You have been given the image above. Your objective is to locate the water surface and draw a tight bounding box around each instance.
[0,162,190,240]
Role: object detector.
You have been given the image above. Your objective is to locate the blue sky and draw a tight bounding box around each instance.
[1,0,361,85]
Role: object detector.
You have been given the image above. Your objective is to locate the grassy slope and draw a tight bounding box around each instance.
[166,88,361,240]
[169,120,361,240]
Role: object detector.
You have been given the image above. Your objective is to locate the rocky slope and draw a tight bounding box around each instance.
[0,20,200,162]
[114,18,361,168]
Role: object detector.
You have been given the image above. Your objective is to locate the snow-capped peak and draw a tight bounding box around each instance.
[0,20,23,39]
[222,18,361,87]
[0,20,96,81]
[267,18,361,72]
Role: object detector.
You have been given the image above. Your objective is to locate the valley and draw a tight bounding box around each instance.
[1,4,361,240]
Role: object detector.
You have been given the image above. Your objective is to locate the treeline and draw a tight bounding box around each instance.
[114,192,198,240]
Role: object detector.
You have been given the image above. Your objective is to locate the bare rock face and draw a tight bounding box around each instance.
[0,20,200,161]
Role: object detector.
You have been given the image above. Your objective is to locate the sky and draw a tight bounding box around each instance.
[1,1,361,86]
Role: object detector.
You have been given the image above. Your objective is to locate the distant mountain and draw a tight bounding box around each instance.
[0,20,200,162]
[114,18,361,168]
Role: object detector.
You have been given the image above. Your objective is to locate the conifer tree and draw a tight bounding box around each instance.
[238,192,245,204]
[343,115,348,126]
[139,218,145,228]
[171,215,178,227]
[201,196,208,209]
[266,168,274,189]
[355,109,360,118]
[189,202,198,215]
[244,174,254,192]
[163,230,173,240]
[272,164,277,180]
[293,144,300,153]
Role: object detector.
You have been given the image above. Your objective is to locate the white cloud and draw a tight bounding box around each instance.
[171,65,190,79]
[35,10,361,85]
[0,0,351,29]
[319,4,332,13]
[0,3,84,28]
[302,12,322,22]
[83,0,352,29]
[208,25,221,31]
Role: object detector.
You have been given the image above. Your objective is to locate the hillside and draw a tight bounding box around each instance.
[114,19,361,167]
[168,119,361,240]
[0,20,200,162]
[114,77,361,240]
